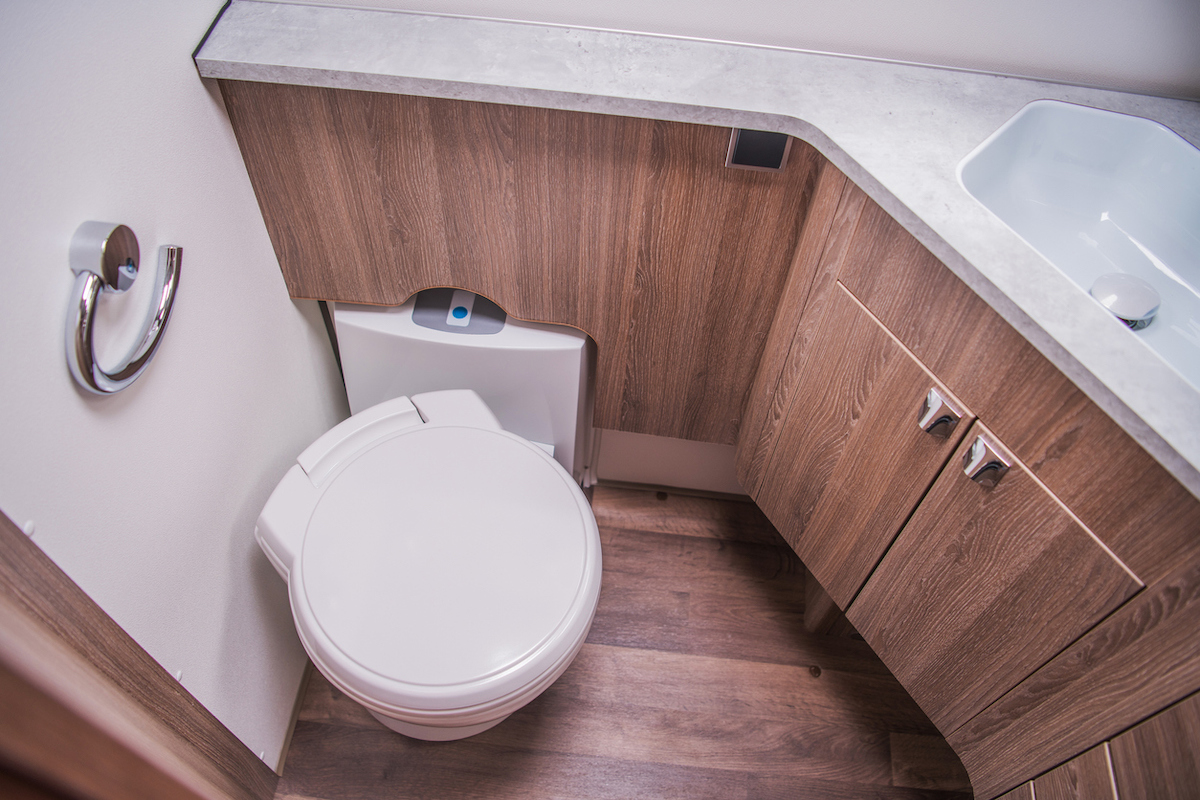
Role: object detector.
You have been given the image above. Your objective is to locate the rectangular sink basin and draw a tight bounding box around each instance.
[958,100,1200,389]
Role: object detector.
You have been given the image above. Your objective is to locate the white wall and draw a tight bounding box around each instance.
[300,0,1200,98]
[0,1,348,770]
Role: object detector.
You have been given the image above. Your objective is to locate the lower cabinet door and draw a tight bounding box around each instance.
[847,424,1143,735]
[754,283,971,608]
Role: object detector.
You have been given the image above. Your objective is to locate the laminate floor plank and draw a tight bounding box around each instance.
[590,485,783,545]
[276,486,970,799]
[588,575,895,675]
[279,722,755,800]
[591,526,893,675]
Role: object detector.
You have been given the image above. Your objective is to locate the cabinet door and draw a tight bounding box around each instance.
[848,426,1142,735]
[753,283,972,608]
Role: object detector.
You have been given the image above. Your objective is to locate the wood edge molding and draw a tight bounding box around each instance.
[0,511,277,800]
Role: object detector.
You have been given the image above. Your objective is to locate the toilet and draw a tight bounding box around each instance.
[255,290,601,741]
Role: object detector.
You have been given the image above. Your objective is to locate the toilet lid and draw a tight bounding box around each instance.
[293,424,596,708]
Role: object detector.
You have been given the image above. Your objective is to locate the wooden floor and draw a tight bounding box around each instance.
[276,486,972,800]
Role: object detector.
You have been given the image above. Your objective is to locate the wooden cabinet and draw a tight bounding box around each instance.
[219,81,828,446]
[740,182,1200,797]
[748,275,1142,740]
[848,426,1140,734]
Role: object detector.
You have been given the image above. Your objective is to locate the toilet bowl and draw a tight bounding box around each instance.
[256,389,602,740]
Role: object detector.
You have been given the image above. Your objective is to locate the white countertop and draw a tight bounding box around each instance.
[195,0,1200,497]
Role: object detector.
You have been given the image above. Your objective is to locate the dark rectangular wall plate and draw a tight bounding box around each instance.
[726,128,793,172]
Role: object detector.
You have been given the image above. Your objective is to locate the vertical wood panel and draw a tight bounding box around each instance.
[736,176,867,494]
[837,199,1200,586]
[1034,744,1116,800]
[849,425,1142,736]
[754,284,972,608]
[1110,692,1200,800]
[220,81,822,445]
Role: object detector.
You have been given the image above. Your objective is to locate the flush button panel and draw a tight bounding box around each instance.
[412,288,507,334]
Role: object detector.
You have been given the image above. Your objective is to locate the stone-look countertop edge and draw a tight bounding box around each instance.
[195,0,1200,498]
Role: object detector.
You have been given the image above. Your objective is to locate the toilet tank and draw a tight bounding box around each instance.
[334,289,594,483]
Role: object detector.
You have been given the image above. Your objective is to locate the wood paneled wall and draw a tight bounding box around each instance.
[220,81,824,444]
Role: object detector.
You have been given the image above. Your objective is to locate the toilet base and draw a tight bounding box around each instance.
[368,709,511,741]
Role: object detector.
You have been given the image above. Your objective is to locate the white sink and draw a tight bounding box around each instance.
[958,100,1200,390]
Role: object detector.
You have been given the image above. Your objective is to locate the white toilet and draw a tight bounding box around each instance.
[256,290,601,741]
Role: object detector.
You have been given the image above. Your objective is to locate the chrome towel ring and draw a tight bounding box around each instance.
[66,221,181,394]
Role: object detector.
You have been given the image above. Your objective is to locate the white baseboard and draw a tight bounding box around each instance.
[592,428,746,496]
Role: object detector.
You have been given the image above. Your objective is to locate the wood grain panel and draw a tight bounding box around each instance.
[588,526,893,674]
[1033,745,1116,800]
[837,198,1200,585]
[947,557,1200,798]
[1109,691,1200,800]
[736,161,850,492]
[754,284,972,608]
[220,81,823,444]
[848,424,1142,737]
[589,485,784,546]
[0,512,275,800]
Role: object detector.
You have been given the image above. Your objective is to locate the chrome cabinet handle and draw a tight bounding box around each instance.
[963,435,1011,488]
[66,222,181,394]
[917,387,961,438]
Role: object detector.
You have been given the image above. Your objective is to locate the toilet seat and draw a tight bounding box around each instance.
[286,421,601,725]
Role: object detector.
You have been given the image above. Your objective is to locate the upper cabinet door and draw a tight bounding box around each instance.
[753,283,972,608]
[848,425,1143,736]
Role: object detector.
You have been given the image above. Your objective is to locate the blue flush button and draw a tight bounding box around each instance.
[446,289,475,327]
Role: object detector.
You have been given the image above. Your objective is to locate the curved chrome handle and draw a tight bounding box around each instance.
[65,222,181,394]
[963,434,1011,488]
[917,387,962,438]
